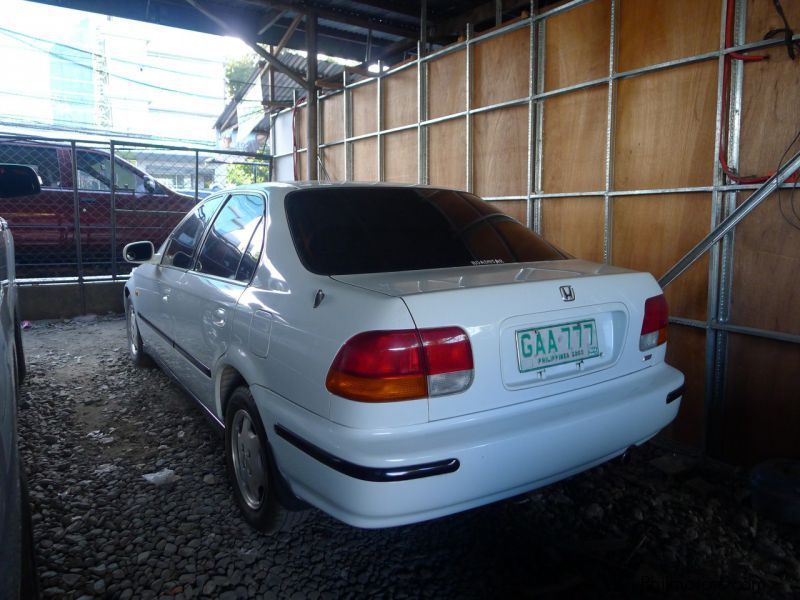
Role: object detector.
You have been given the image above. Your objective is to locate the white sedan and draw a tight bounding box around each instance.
[123,183,684,531]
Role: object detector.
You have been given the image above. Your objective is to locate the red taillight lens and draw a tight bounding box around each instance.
[326,327,474,402]
[640,294,669,351]
[331,330,422,377]
[419,327,474,375]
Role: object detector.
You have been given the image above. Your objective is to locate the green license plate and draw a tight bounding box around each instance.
[516,319,600,373]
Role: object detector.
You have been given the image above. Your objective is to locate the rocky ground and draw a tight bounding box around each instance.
[17,316,800,599]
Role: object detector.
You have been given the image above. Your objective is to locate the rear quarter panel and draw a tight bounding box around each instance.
[224,190,427,428]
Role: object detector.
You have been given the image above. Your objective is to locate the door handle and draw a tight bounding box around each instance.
[212,307,226,327]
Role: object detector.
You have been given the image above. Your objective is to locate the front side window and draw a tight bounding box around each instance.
[76,151,111,191]
[0,144,61,188]
[195,194,265,280]
[286,188,567,275]
[113,160,147,193]
[76,151,150,193]
[161,195,225,268]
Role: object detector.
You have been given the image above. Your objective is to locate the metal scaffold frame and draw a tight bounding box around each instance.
[270,0,800,449]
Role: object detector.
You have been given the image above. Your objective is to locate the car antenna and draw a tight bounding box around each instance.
[313,289,325,309]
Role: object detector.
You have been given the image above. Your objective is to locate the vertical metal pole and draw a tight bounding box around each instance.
[292,88,298,180]
[534,18,545,234]
[317,87,324,180]
[418,46,428,185]
[269,111,276,180]
[465,24,473,193]
[526,4,536,229]
[377,63,384,181]
[70,141,86,314]
[708,0,746,454]
[110,142,118,279]
[268,46,275,105]
[603,0,618,264]
[194,150,200,202]
[344,72,353,181]
[699,0,733,454]
[306,12,319,180]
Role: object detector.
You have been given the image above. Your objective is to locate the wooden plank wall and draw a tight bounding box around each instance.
[302,0,799,463]
[714,0,800,464]
[617,1,715,450]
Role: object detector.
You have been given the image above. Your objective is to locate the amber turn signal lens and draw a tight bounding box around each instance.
[326,371,428,402]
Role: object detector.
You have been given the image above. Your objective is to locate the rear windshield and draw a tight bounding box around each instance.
[285,188,568,275]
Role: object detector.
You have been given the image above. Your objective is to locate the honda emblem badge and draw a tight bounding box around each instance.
[559,285,575,302]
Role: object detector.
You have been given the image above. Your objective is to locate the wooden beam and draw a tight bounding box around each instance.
[185,0,308,89]
[257,9,286,35]
[240,0,417,39]
[262,100,292,108]
[316,79,344,90]
[315,37,417,87]
[431,0,529,37]
[347,0,420,19]
[275,14,303,54]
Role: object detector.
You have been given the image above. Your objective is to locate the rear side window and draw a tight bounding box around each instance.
[235,221,264,282]
[162,195,225,268]
[0,144,61,188]
[195,194,265,280]
[286,188,567,275]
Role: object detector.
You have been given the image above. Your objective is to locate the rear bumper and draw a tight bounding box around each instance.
[252,363,684,528]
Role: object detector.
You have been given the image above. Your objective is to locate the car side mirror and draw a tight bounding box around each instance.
[144,176,157,194]
[0,164,41,198]
[123,241,155,263]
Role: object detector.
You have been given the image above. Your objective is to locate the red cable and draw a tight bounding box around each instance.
[719,0,771,184]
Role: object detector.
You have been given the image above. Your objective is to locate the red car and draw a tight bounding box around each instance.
[0,140,196,276]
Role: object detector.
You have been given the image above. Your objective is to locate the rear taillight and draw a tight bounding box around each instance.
[326,327,474,402]
[640,294,669,351]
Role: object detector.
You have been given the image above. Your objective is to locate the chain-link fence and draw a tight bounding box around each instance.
[0,134,271,279]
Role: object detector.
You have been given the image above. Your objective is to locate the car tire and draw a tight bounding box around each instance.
[126,299,154,368]
[14,311,26,384]
[224,386,304,533]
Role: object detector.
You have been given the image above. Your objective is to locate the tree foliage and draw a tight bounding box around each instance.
[224,55,258,99]
[226,159,271,186]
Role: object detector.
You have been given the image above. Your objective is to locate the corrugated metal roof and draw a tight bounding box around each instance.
[215,49,347,135]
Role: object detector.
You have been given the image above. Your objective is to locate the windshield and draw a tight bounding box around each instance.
[286,187,567,275]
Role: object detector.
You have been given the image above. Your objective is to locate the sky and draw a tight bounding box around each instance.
[0,0,255,144]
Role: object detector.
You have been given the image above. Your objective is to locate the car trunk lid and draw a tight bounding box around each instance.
[332,260,664,421]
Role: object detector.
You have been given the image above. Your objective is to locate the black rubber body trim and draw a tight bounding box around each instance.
[138,312,212,378]
[143,339,224,430]
[274,424,460,482]
[666,384,685,404]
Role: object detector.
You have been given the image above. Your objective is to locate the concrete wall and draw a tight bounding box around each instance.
[18,281,125,320]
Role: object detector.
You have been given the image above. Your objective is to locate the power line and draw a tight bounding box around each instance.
[0,26,309,91]
[0,116,218,146]
[0,26,260,87]
[0,89,220,118]
[0,29,230,101]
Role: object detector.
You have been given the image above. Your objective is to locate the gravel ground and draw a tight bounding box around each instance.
[17,315,800,599]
